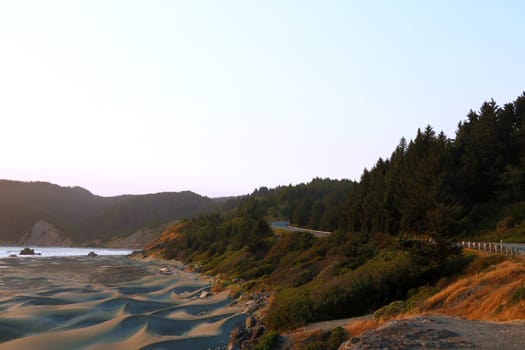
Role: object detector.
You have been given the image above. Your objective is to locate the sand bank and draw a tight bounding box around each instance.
[0,255,246,349]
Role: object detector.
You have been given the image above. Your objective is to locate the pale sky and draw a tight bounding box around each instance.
[1,1,524,197]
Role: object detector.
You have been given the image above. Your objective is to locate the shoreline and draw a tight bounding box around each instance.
[131,251,273,349]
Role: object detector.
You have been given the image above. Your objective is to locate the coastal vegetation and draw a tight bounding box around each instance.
[250,178,354,232]
[343,93,525,237]
[145,93,525,336]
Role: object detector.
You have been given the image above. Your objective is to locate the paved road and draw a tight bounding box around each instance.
[270,222,331,237]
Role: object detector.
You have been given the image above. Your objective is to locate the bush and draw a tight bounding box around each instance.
[405,286,439,311]
[326,327,346,350]
[266,289,313,330]
[251,331,279,350]
[303,342,326,350]
[497,216,516,232]
[512,286,525,304]
[290,327,346,350]
[465,254,507,275]
[374,300,406,320]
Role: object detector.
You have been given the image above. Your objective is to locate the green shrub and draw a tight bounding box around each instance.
[405,286,439,311]
[291,327,346,350]
[266,289,313,330]
[326,327,346,350]
[497,216,516,232]
[251,331,279,350]
[374,300,406,319]
[512,286,525,303]
[465,254,507,275]
[302,342,326,350]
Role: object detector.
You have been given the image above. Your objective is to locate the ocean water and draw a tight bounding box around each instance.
[0,246,133,258]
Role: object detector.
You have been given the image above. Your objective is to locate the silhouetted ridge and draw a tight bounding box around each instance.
[0,180,222,244]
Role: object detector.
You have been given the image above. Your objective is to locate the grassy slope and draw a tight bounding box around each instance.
[145,221,468,323]
[424,258,525,320]
[282,252,525,349]
[342,253,525,339]
[143,217,525,350]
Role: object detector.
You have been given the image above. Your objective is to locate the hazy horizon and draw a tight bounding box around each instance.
[2,1,524,197]
[1,176,333,198]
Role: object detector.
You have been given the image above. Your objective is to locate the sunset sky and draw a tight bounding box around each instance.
[1,1,524,197]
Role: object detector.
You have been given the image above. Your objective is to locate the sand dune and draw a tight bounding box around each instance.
[0,256,246,349]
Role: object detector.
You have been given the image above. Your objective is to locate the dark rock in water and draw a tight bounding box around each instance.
[9,254,17,258]
[19,247,36,255]
[87,251,98,258]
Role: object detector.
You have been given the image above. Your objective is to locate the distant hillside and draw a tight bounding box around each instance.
[0,180,223,246]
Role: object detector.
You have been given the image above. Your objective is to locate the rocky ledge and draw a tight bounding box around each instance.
[339,315,525,350]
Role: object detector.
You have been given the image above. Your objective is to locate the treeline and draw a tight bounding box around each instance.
[343,93,525,236]
[251,178,354,232]
[246,92,525,237]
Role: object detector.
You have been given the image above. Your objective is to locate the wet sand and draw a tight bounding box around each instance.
[0,255,246,350]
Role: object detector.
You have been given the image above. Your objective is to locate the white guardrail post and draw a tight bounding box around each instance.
[461,241,524,260]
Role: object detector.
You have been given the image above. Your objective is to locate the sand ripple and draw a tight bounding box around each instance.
[0,256,246,349]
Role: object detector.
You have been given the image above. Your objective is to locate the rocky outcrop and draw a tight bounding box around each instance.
[18,220,72,247]
[227,317,267,350]
[227,291,273,350]
[19,247,37,255]
[104,227,163,249]
[338,316,525,350]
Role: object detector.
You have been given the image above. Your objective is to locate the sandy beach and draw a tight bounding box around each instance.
[0,255,246,350]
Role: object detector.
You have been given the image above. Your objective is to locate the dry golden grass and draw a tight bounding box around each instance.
[344,319,385,337]
[286,329,324,345]
[424,260,525,321]
[320,259,525,342]
[144,222,184,251]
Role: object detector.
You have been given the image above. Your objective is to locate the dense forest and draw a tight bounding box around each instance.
[344,94,525,237]
[251,178,354,232]
[146,93,525,333]
[250,93,525,238]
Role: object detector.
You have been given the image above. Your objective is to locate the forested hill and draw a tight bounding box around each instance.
[144,93,525,336]
[0,180,222,245]
[244,89,525,237]
[251,178,354,232]
[343,92,525,237]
